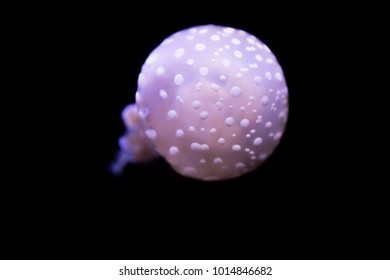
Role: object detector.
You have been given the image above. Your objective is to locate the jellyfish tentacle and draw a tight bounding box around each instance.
[110,103,159,175]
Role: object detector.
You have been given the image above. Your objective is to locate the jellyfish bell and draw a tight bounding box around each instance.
[112,24,289,181]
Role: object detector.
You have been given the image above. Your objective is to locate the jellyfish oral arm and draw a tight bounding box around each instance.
[110,104,159,175]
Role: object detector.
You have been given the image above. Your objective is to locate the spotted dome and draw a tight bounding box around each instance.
[134,25,289,181]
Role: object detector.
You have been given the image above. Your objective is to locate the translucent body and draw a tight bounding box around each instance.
[113,25,289,180]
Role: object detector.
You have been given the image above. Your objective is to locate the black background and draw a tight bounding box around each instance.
[3,2,389,260]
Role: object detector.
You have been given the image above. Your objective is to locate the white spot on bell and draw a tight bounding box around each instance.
[176,129,184,137]
[275,72,283,81]
[235,162,246,171]
[167,110,178,119]
[211,35,220,41]
[223,59,231,67]
[146,53,157,64]
[159,89,167,99]
[200,111,208,120]
[234,50,243,58]
[223,27,234,34]
[231,38,241,45]
[255,54,263,61]
[145,129,157,140]
[240,119,250,127]
[169,146,179,155]
[192,100,202,110]
[138,107,149,119]
[174,74,184,85]
[211,83,219,90]
[199,67,209,76]
[195,43,206,51]
[274,131,282,141]
[182,167,197,176]
[191,142,210,151]
[261,96,269,106]
[225,117,234,126]
[253,137,263,146]
[230,86,241,98]
[216,101,223,110]
[135,91,142,103]
[156,66,165,76]
[254,76,262,85]
[174,48,185,58]
[232,145,241,151]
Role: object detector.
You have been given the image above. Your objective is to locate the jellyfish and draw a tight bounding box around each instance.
[111,24,289,181]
